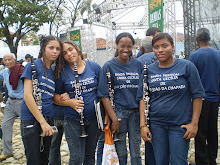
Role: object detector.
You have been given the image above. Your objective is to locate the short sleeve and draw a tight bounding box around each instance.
[93,62,101,82]
[97,64,110,98]
[136,71,144,101]
[186,61,205,99]
[21,62,32,81]
[55,76,64,94]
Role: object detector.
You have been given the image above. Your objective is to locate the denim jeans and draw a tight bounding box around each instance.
[151,123,190,165]
[96,131,105,165]
[64,117,100,165]
[145,141,156,165]
[114,108,142,165]
[49,119,64,165]
[21,117,54,165]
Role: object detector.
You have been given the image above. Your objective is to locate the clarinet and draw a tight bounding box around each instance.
[106,68,120,141]
[73,62,88,138]
[143,62,150,127]
[31,56,42,111]
[31,57,44,152]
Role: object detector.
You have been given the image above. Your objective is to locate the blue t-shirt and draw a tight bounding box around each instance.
[53,104,64,120]
[136,51,143,58]
[0,68,24,99]
[137,52,156,66]
[21,59,56,120]
[97,57,143,110]
[55,60,101,120]
[189,48,220,102]
[137,59,205,126]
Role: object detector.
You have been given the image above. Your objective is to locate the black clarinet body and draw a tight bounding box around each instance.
[31,57,42,111]
[106,68,120,141]
[73,62,88,138]
[143,62,150,127]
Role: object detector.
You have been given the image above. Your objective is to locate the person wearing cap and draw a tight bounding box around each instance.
[0,53,24,161]
[22,54,32,67]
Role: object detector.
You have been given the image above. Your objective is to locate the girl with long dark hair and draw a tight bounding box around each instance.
[20,35,62,164]
[53,41,101,164]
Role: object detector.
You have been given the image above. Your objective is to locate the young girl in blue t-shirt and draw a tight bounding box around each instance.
[20,35,62,164]
[137,33,205,165]
[53,41,101,164]
[97,32,143,165]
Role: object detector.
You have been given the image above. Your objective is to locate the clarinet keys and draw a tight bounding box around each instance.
[74,62,88,138]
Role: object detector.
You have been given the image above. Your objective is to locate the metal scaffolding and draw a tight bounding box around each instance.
[105,12,116,61]
[194,0,220,50]
[66,25,97,62]
[183,0,196,59]
[163,0,177,56]
[85,0,182,59]
[80,25,97,62]
[164,0,176,36]
[86,0,148,59]
[78,0,220,60]
[183,0,220,58]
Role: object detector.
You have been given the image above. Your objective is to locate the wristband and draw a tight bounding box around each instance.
[140,125,147,129]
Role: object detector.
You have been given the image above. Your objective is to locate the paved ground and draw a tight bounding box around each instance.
[0,110,220,165]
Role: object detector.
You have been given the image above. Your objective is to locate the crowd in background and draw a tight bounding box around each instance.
[0,27,219,165]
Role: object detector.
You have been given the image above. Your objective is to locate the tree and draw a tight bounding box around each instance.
[27,31,39,45]
[45,0,94,37]
[0,0,52,58]
[48,0,65,36]
[63,0,93,28]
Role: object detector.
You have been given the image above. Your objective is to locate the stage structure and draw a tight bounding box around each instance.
[183,0,220,59]
[66,0,219,61]
[83,0,182,60]
[86,0,149,61]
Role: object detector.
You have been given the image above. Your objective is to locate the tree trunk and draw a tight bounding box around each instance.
[9,46,18,60]
[5,35,18,60]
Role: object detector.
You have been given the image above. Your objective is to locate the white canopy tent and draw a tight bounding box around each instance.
[0,45,40,60]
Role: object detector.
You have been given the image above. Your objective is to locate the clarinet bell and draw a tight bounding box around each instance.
[80,125,88,138]
[113,132,120,142]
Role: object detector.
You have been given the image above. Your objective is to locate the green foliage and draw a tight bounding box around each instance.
[0,28,4,37]
[92,3,98,10]
[32,39,39,45]
[0,0,52,58]
[22,35,27,40]
[1,0,51,29]
[80,0,92,16]
[47,0,67,35]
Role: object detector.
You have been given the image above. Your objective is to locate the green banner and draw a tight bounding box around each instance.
[148,0,163,32]
[69,29,82,50]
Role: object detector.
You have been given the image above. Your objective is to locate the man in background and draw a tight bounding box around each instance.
[22,54,31,67]
[179,51,185,59]
[0,53,24,161]
[137,36,156,165]
[189,28,220,165]
[138,36,156,65]
[82,52,88,61]
[136,27,161,58]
